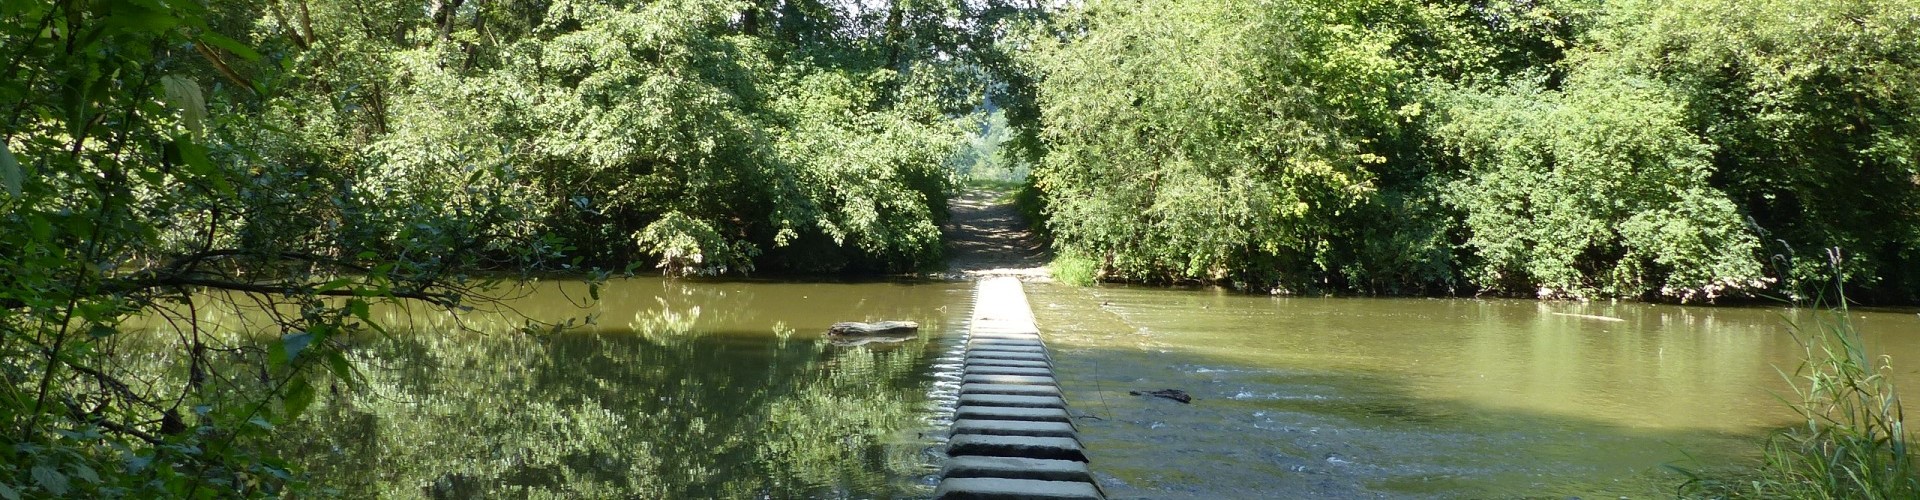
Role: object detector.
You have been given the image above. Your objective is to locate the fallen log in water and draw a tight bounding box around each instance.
[827,320,920,336]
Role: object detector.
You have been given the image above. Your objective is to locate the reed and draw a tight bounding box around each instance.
[1683,296,1920,498]
[1746,301,1920,499]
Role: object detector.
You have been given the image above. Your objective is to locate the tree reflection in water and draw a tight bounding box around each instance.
[130,280,951,498]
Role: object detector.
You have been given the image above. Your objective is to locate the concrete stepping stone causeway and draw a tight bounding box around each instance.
[936,277,1104,499]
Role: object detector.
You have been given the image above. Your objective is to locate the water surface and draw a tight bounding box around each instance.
[142,278,971,498]
[1025,284,1920,498]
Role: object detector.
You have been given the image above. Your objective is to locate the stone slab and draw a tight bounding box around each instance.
[948,434,1089,462]
[942,456,1095,483]
[961,383,1062,397]
[967,351,1052,363]
[964,365,1055,377]
[958,393,1068,409]
[967,340,1059,351]
[971,331,1043,341]
[962,374,1057,386]
[954,405,1071,423]
[952,418,1078,438]
[934,478,1103,500]
[964,358,1052,369]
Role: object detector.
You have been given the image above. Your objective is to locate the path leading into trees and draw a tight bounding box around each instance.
[944,188,1050,280]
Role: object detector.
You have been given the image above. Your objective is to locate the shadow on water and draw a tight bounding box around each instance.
[1025,283,1920,499]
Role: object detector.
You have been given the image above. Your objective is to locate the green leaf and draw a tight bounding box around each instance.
[282,377,315,418]
[87,324,115,339]
[71,463,99,485]
[124,454,152,474]
[247,416,275,431]
[176,140,231,194]
[0,481,19,500]
[31,465,68,495]
[315,278,354,293]
[346,298,370,322]
[198,33,261,61]
[0,141,20,197]
[326,351,356,387]
[281,332,314,363]
[159,75,206,136]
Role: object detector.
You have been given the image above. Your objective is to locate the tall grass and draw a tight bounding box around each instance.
[1747,302,1920,499]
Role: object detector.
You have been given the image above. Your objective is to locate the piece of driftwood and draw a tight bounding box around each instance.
[825,321,922,348]
[1130,389,1193,404]
[826,321,920,336]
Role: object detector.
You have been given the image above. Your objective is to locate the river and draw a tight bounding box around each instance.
[138,277,1920,498]
[1026,283,1920,498]
[150,278,971,498]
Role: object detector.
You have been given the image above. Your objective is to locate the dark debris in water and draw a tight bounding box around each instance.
[1130,389,1193,404]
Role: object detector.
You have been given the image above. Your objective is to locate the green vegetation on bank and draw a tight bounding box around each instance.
[1,0,1027,495]
[1015,0,1920,304]
[5,0,1920,496]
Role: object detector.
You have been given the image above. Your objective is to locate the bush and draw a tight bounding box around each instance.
[1047,253,1100,286]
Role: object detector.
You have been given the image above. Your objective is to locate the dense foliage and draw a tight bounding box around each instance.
[4,0,1917,495]
[1,0,1018,495]
[1019,0,1920,303]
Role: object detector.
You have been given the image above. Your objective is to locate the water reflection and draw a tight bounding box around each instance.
[136,278,968,498]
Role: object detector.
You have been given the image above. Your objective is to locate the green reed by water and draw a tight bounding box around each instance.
[1679,303,1920,499]
[1759,305,1919,498]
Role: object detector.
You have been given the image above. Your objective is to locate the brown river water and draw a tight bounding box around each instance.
[1026,283,1920,498]
[136,278,1920,498]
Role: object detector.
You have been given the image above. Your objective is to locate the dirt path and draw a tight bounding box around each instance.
[943,188,1050,280]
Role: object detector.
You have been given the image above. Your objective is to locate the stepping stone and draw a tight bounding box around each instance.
[961,383,1062,397]
[959,393,1068,409]
[942,456,1095,483]
[972,332,1041,339]
[934,478,1103,500]
[954,405,1071,423]
[952,418,1078,438]
[968,339,1047,350]
[969,348,1051,361]
[965,365,1055,377]
[965,358,1051,369]
[948,434,1089,462]
[968,351,1051,363]
[963,374,1056,386]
